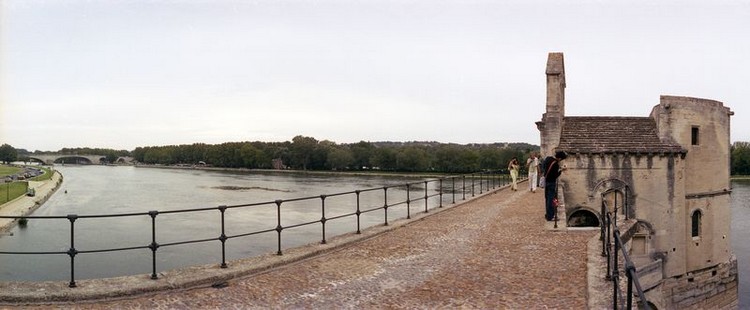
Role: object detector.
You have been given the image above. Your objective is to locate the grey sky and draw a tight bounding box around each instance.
[1,0,748,152]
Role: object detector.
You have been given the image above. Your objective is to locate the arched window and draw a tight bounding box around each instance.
[691,210,702,238]
[603,190,625,214]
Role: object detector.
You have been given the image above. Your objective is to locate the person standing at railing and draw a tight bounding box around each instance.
[508,157,520,191]
[542,151,567,221]
[527,152,539,193]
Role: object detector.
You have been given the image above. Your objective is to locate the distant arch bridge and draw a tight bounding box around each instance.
[27,154,133,165]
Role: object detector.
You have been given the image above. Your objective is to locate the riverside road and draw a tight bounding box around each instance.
[7,185,597,309]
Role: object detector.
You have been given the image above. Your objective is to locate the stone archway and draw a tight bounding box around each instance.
[567,207,601,227]
[589,178,633,220]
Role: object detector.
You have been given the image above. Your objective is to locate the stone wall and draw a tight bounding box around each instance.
[560,152,689,278]
[651,96,734,277]
[644,255,738,310]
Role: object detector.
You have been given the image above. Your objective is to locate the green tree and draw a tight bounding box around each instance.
[396,146,431,172]
[327,147,354,170]
[371,147,397,170]
[435,145,465,172]
[731,142,750,175]
[0,144,18,164]
[290,136,318,170]
[103,150,119,163]
[350,141,374,170]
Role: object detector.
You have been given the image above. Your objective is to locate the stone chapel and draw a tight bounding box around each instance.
[537,53,738,309]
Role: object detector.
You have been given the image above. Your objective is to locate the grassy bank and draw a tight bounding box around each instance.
[0,181,29,205]
[29,167,53,181]
[0,166,22,178]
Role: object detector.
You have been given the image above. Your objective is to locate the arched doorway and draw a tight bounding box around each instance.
[568,207,600,227]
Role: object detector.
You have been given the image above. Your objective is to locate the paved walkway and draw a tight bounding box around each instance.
[12,187,596,309]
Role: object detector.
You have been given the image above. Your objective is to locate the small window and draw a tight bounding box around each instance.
[691,126,700,145]
[691,210,702,238]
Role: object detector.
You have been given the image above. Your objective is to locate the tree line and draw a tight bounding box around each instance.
[131,136,537,173]
[6,140,750,175]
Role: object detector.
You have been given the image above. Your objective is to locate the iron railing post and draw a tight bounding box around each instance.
[383,187,389,226]
[67,214,78,288]
[439,179,443,208]
[424,181,429,213]
[275,200,283,255]
[614,192,619,228]
[355,190,362,234]
[320,195,327,244]
[218,205,228,268]
[601,200,606,253]
[606,213,612,281]
[148,210,159,279]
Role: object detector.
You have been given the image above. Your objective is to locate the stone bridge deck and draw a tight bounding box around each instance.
[4,186,601,309]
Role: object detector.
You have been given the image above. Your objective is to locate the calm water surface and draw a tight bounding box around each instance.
[731,180,750,309]
[0,166,451,281]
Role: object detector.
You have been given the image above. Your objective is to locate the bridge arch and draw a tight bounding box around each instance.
[54,156,94,165]
[25,157,47,165]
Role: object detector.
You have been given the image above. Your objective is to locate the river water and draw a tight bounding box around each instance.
[731,179,750,309]
[0,165,454,281]
[0,166,747,307]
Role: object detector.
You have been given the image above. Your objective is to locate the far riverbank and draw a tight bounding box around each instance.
[133,163,456,179]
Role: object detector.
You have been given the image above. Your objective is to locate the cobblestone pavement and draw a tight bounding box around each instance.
[20,188,596,309]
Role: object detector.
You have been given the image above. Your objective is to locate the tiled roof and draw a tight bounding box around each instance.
[557,116,686,154]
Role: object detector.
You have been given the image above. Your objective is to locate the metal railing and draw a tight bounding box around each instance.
[600,191,650,310]
[1,170,525,287]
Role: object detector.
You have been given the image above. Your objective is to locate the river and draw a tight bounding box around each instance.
[0,166,747,307]
[731,179,750,309]
[0,165,452,281]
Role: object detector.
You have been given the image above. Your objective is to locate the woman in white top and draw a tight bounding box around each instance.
[527,153,538,193]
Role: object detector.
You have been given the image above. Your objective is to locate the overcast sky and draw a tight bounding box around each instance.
[1,0,748,152]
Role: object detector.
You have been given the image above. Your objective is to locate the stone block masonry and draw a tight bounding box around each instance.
[648,255,738,310]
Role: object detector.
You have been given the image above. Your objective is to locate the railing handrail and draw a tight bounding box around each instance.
[0,169,524,287]
[601,197,651,310]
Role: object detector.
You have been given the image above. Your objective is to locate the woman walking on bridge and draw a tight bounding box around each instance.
[508,157,520,191]
[527,153,539,193]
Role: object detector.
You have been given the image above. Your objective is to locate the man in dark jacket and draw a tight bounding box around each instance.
[543,151,567,221]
